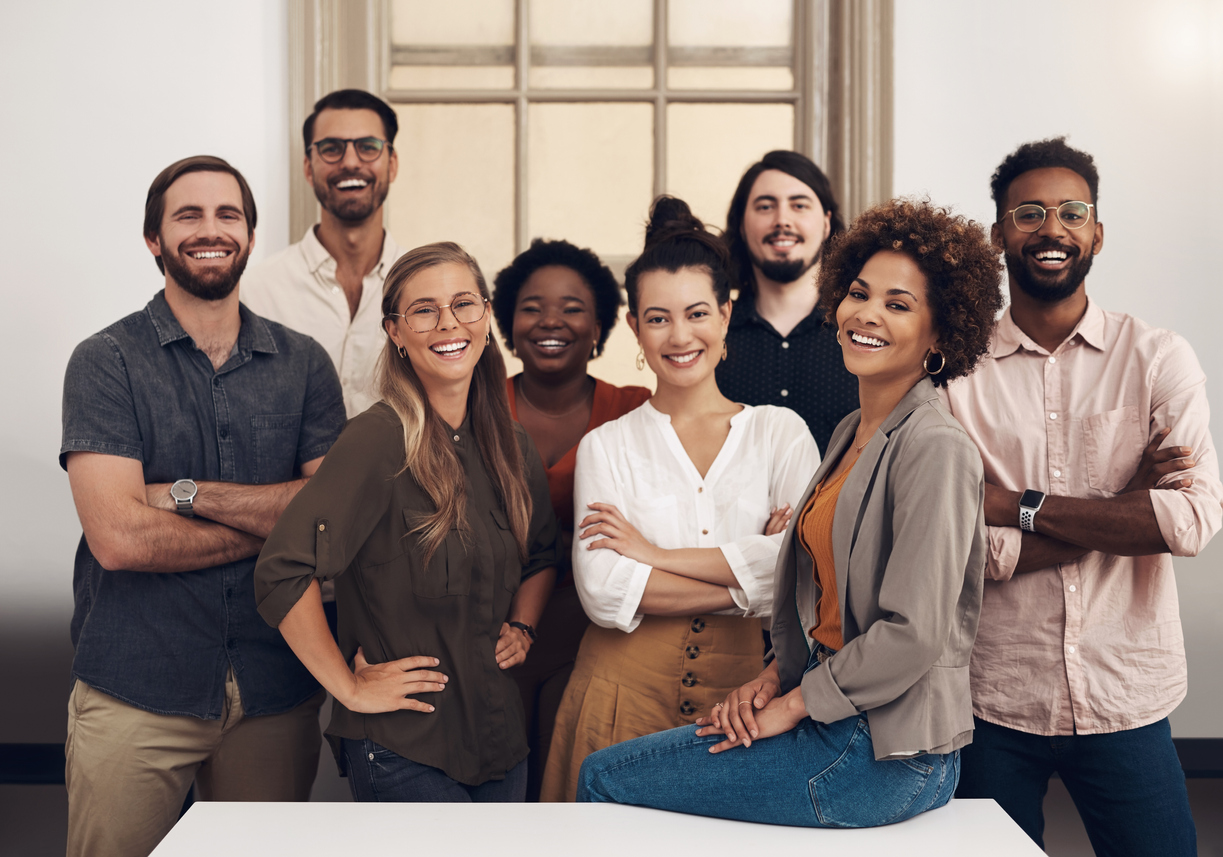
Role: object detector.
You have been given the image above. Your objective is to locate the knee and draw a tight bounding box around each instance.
[575,752,611,803]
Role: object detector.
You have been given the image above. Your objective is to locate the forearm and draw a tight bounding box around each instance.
[638,568,737,615]
[652,547,738,586]
[987,485,1169,556]
[509,566,556,628]
[1013,531,1091,575]
[277,580,357,706]
[95,505,263,572]
[148,478,308,538]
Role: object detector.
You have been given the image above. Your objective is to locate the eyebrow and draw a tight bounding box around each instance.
[169,204,244,218]
[643,301,712,314]
[405,290,480,308]
[1016,198,1082,207]
[751,193,814,204]
[853,277,920,302]
[519,293,587,304]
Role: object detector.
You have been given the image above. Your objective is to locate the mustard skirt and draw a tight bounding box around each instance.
[540,614,765,802]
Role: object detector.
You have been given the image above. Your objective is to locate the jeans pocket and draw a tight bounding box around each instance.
[809,718,936,827]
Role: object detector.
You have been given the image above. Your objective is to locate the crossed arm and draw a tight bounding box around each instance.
[65,451,321,573]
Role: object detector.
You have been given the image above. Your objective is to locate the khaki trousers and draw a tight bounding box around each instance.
[65,673,324,857]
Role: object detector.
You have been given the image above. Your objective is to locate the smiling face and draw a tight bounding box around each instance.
[512,265,601,381]
[835,250,939,387]
[145,170,253,301]
[741,169,832,285]
[383,262,490,396]
[993,166,1103,304]
[628,266,730,390]
[305,107,398,224]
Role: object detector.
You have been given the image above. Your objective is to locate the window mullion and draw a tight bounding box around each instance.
[653,0,667,200]
[516,0,530,254]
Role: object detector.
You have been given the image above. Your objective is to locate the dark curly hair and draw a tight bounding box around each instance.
[816,199,1004,387]
[990,136,1099,221]
[624,196,733,316]
[491,239,624,357]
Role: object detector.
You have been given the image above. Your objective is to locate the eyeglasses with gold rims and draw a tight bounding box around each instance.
[1003,201,1095,233]
[385,293,489,333]
[309,137,391,164]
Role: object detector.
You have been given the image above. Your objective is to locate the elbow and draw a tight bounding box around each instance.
[88,534,148,572]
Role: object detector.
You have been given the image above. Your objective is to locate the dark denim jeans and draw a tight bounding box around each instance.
[956,716,1195,856]
[577,712,958,827]
[342,738,527,802]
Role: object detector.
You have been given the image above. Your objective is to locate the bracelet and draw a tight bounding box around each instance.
[508,621,538,642]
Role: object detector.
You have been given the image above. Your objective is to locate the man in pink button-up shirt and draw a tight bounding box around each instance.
[943,138,1221,856]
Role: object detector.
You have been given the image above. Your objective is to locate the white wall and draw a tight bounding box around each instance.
[894,0,1223,737]
[0,0,289,740]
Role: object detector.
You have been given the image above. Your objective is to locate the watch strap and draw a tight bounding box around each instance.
[508,621,537,642]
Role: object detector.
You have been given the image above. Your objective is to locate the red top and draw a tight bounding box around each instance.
[507,376,651,584]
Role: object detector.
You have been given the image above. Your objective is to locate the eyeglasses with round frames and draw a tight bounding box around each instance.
[309,137,391,164]
[385,293,489,333]
[1004,201,1095,233]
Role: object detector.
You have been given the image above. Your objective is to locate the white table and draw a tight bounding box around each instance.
[151,799,1043,856]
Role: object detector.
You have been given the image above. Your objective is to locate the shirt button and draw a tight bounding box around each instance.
[453,435,460,442]
[685,646,700,659]
[219,428,228,439]
[1049,356,1057,364]
[1069,585,1077,592]
[781,342,790,350]
[318,523,326,531]
[780,389,789,397]
[697,486,703,493]
[1049,413,1058,420]
[333,286,341,294]
[368,752,375,761]
[1067,646,1076,654]
[702,529,709,535]
[1053,469,1062,477]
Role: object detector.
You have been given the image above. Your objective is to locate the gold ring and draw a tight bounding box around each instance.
[714,702,723,709]
[737,701,752,707]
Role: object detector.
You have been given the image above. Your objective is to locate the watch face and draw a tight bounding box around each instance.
[170,480,197,502]
[1019,489,1045,509]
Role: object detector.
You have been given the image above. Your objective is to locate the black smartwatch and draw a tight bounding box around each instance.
[508,621,538,642]
[1018,489,1046,533]
[170,479,198,517]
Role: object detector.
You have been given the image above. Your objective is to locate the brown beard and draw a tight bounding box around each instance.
[160,240,251,301]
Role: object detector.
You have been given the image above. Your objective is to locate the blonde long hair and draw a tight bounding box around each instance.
[379,242,532,565]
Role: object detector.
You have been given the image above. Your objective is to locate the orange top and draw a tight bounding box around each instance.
[797,461,854,652]
[507,376,651,581]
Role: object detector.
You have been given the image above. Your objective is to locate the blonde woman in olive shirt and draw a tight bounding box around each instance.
[255,243,559,801]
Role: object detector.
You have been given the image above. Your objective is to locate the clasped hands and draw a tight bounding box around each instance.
[693,664,808,754]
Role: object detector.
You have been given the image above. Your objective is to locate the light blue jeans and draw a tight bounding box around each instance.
[577,651,959,827]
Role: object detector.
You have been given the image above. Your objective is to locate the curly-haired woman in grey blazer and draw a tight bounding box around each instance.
[574,199,1004,828]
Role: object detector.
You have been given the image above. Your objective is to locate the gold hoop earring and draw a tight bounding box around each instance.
[721,340,728,362]
[486,332,490,345]
[923,350,945,376]
[836,330,842,345]
[635,347,645,371]
[397,345,407,359]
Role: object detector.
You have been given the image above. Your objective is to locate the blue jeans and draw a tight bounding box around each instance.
[956,716,1195,856]
[577,712,958,827]
[342,738,527,802]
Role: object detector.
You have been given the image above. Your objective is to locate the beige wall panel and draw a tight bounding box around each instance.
[665,103,794,230]
[392,0,515,45]
[669,0,791,47]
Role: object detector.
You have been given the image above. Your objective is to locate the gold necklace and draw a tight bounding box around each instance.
[516,378,593,419]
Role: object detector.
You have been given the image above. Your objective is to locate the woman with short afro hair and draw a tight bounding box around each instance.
[575,199,1005,829]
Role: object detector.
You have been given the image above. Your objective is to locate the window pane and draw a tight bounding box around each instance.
[668,0,791,49]
[668,67,793,90]
[529,0,654,89]
[391,0,515,90]
[527,103,654,258]
[666,103,794,229]
[386,104,516,282]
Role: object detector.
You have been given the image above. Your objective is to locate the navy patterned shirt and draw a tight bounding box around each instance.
[718,295,858,456]
[60,291,346,719]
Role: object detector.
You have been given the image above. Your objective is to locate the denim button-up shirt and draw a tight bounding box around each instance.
[60,291,346,718]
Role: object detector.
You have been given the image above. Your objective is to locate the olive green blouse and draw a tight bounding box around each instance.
[255,402,560,786]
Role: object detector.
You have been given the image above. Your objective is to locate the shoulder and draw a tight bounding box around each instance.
[579,402,649,458]
[888,399,982,474]
[254,313,332,365]
[67,306,155,370]
[739,404,813,444]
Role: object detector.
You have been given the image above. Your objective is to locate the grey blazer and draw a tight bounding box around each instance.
[770,377,987,760]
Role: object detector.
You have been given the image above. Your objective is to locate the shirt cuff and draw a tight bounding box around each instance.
[719,541,771,616]
[800,661,859,724]
[1148,486,1217,557]
[613,558,655,633]
[986,525,1022,581]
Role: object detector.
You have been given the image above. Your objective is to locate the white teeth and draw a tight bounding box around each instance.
[667,351,699,364]
[851,332,887,347]
[190,251,228,259]
[1035,250,1067,261]
[337,179,368,189]
[535,340,567,348]
[431,341,467,353]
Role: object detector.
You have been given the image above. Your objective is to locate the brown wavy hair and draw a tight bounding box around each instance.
[378,242,531,564]
[816,199,1004,387]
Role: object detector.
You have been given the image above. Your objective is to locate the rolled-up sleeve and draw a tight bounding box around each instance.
[571,432,653,632]
[255,407,401,627]
[1146,333,1223,557]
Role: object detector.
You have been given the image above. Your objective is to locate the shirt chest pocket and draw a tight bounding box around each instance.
[1083,405,1143,494]
[403,510,472,598]
[251,413,302,483]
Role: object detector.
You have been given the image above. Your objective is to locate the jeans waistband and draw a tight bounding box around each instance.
[805,641,839,673]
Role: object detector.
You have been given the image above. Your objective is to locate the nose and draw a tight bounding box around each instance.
[852,296,884,326]
[1035,207,1068,239]
[539,306,563,328]
[339,140,364,170]
[436,303,460,331]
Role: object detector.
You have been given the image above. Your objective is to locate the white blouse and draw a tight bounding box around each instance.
[572,401,821,633]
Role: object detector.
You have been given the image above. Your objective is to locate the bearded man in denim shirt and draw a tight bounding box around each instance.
[60,155,346,857]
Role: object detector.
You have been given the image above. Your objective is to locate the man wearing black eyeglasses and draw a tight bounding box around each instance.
[243,89,405,420]
[941,137,1219,856]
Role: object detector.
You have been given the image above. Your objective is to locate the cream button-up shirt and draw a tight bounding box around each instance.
[942,300,1222,736]
[572,401,820,633]
[241,227,405,418]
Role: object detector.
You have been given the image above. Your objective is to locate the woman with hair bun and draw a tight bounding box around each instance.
[254,242,559,802]
[574,200,1003,829]
[540,197,820,802]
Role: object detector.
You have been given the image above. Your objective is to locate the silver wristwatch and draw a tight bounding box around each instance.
[170,479,198,517]
[1018,489,1046,533]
